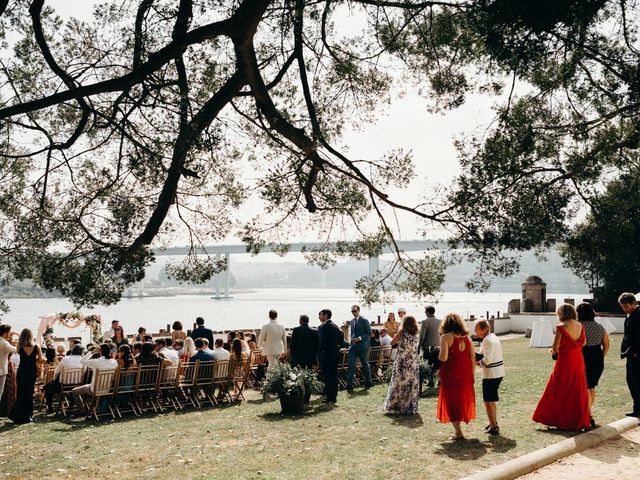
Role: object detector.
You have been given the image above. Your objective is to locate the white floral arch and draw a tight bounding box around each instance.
[37,312,102,345]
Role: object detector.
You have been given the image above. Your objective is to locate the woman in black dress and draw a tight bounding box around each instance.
[9,328,44,424]
[576,303,609,427]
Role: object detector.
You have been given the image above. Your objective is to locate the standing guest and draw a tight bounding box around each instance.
[437,313,476,440]
[290,315,320,370]
[474,320,505,435]
[154,338,179,365]
[112,326,129,348]
[102,320,119,342]
[619,292,640,417]
[533,304,590,431]
[0,325,17,406]
[419,306,442,387]
[397,308,407,327]
[577,302,609,426]
[380,328,392,347]
[190,317,214,347]
[180,338,196,362]
[346,305,373,391]
[247,333,258,351]
[224,331,237,351]
[171,321,187,342]
[71,343,118,415]
[384,312,400,337]
[211,339,231,362]
[9,328,44,424]
[318,309,343,403]
[384,315,420,415]
[190,338,215,363]
[258,310,286,370]
[135,327,147,342]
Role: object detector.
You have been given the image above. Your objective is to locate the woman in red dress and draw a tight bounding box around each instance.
[437,313,476,440]
[533,303,591,431]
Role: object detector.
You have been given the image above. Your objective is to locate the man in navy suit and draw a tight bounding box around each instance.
[346,305,373,391]
[190,316,214,347]
[620,292,640,417]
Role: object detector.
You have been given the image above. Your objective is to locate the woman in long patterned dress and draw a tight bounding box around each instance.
[384,315,420,415]
[437,313,476,440]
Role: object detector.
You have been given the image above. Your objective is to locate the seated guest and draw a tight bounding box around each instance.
[72,344,118,415]
[171,321,187,342]
[380,328,392,347]
[131,342,143,358]
[230,338,248,362]
[211,338,230,362]
[237,332,251,355]
[137,342,171,367]
[223,331,237,351]
[154,338,179,365]
[247,333,258,351]
[190,338,215,363]
[44,340,56,364]
[66,339,83,356]
[142,334,153,343]
[135,327,147,342]
[173,339,184,353]
[52,344,66,366]
[181,337,197,362]
[116,344,137,370]
[370,329,382,348]
[45,344,83,412]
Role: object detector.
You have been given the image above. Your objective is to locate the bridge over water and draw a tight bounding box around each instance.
[152,240,441,298]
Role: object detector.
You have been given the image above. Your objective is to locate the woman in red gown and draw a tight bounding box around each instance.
[437,313,476,440]
[533,304,591,431]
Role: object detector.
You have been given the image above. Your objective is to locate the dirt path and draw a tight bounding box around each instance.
[520,426,640,479]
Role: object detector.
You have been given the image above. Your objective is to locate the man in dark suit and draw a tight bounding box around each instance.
[346,304,373,391]
[619,292,640,417]
[290,314,319,369]
[317,309,343,403]
[190,316,214,347]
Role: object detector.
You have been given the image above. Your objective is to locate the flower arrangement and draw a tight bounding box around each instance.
[260,362,324,398]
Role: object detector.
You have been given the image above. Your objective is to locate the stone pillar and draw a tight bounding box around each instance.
[521,276,547,312]
[214,253,221,298]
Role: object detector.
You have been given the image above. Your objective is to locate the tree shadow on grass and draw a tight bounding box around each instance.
[434,438,489,461]
[384,413,424,428]
[485,435,517,453]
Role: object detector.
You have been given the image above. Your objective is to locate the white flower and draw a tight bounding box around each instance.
[289,373,297,381]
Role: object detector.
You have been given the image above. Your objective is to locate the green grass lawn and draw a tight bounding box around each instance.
[0,337,632,480]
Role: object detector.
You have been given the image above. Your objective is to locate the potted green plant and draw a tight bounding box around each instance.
[260,362,324,414]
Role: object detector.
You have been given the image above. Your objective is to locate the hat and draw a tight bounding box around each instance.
[398,307,406,313]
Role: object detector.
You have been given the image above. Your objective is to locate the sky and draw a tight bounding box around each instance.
[40,1,512,256]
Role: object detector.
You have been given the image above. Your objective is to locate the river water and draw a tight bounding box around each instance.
[1,288,588,340]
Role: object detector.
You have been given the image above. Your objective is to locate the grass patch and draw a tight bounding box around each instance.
[0,338,630,479]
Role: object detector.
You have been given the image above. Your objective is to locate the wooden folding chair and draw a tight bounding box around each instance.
[212,360,231,404]
[191,360,215,408]
[246,351,266,389]
[378,346,393,378]
[176,362,198,409]
[112,366,138,418]
[133,364,161,415]
[57,367,85,417]
[84,369,117,420]
[156,364,180,412]
[36,365,57,411]
[367,347,382,382]
[337,350,350,388]
[228,357,250,402]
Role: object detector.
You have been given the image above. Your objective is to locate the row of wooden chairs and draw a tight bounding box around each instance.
[44,358,251,420]
[337,346,393,387]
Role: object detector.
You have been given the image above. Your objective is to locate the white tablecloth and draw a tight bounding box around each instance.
[595,317,617,334]
[530,318,555,347]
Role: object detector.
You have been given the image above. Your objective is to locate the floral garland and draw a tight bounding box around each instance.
[38,312,102,344]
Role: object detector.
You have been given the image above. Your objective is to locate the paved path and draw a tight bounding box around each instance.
[520,426,640,479]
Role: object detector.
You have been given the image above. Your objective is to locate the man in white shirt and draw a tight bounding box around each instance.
[0,324,17,405]
[102,319,119,342]
[155,338,179,365]
[475,320,505,435]
[258,310,286,370]
[380,328,392,346]
[72,344,118,414]
[45,344,84,412]
[211,339,231,362]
